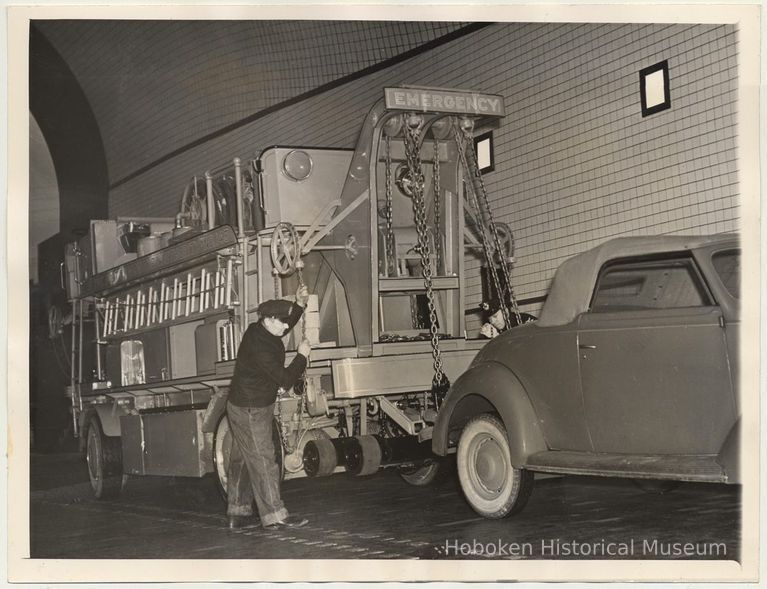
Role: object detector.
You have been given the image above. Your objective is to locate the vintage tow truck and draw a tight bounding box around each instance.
[60,86,524,498]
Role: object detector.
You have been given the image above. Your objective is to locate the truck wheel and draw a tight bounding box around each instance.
[347,435,382,476]
[399,460,441,486]
[213,414,284,499]
[85,414,123,499]
[456,414,533,518]
[303,438,338,477]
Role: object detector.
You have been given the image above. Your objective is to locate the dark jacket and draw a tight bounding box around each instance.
[228,303,306,407]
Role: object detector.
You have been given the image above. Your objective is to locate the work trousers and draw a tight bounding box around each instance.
[226,401,288,526]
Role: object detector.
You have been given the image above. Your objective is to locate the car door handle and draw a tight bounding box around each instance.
[579,344,597,349]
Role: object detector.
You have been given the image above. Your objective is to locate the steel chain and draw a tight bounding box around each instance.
[384,134,396,276]
[465,134,523,324]
[403,118,445,388]
[453,125,513,327]
[432,138,443,271]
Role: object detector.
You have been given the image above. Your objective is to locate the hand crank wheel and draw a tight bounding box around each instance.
[270,222,300,275]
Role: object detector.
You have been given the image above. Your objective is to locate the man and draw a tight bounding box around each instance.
[479,298,536,338]
[226,284,311,530]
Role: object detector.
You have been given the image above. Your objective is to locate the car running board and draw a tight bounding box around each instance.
[524,451,727,483]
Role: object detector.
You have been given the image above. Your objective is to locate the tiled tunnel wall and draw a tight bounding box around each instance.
[70,21,739,335]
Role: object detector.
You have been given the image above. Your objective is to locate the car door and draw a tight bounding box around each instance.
[577,254,737,455]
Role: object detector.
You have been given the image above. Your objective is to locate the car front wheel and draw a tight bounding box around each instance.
[456,414,533,518]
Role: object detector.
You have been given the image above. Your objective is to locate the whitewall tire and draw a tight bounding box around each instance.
[456,414,533,518]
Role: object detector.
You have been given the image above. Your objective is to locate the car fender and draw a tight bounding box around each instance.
[716,418,740,484]
[432,361,547,466]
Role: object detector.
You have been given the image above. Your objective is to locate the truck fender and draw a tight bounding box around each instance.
[432,361,547,467]
[201,387,229,433]
[716,418,740,484]
[78,405,123,451]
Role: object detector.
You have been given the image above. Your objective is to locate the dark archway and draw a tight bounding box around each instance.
[30,23,109,242]
[30,24,109,450]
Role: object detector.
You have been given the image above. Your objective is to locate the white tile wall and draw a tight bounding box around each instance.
[107,22,739,336]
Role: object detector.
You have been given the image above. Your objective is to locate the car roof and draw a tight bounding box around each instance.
[537,233,739,327]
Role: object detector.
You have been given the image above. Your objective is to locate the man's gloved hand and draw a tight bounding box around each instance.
[295,285,310,307]
[297,338,311,359]
[480,322,499,339]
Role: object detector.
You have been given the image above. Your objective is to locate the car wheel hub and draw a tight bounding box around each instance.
[472,435,506,496]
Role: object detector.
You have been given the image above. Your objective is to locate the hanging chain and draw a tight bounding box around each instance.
[454,125,516,327]
[432,138,443,271]
[403,116,446,389]
[384,134,396,277]
[465,133,522,324]
[278,262,308,455]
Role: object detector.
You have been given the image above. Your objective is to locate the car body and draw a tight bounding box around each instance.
[433,233,741,518]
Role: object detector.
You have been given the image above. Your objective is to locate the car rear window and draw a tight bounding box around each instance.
[591,257,711,312]
[712,249,740,299]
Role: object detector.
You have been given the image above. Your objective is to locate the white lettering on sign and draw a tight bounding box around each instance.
[384,88,505,116]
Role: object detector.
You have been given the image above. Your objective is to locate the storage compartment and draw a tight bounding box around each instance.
[120,409,212,477]
[257,147,352,228]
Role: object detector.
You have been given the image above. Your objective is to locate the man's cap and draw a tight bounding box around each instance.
[257,299,294,321]
[479,298,502,315]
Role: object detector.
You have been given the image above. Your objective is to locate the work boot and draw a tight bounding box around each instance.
[228,515,252,530]
[264,515,308,530]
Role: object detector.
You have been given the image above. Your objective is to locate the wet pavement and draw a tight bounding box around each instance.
[30,452,740,560]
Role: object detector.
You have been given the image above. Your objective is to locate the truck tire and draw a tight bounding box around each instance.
[456,414,533,518]
[213,413,284,499]
[303,438,338,477]
[85,414,123,499]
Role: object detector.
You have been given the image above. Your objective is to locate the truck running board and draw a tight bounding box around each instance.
[524,451,727,483]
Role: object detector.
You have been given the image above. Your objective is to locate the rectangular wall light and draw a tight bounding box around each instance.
[639,60,670,117]
[474,131,494,173]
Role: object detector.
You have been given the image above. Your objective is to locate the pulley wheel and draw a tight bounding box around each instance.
[270,221,300,275]
[492,222,515,265]
[346,435,382,477]
[303,438,337,477]
[395,163,423,199]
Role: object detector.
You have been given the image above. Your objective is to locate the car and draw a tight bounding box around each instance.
[432,233,741,518]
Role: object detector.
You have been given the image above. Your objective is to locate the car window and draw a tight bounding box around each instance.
[712,249,740,299]
[591,257,711,312]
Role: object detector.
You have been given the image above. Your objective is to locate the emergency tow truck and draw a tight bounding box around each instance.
[58,86,524,498]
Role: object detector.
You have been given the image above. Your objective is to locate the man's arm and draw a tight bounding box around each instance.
[284,301,305,331]
[253,346,307,390]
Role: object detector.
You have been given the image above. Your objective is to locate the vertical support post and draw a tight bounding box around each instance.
[102,301,111,339]
[137,291,145,328]
[171,279,179,320]
[256,233,263,305]
[78,299,84,384]
[185,273,193,316]
[127,294,135,331]
[234,158,245,238]
[201,269,209,311]
[94,298,104,381]
[205,171,215,230]
[70,300,77,387]
[225,258,233,308]
[213,270,221,309]
[234,158,249,334]
[160,283,167,321]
